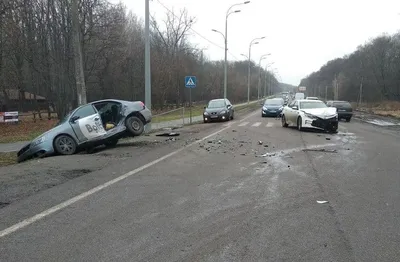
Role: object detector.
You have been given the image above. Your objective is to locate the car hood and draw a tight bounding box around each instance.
[301,108,337,119]
[204,107,226,113]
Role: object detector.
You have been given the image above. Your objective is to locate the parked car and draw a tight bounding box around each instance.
[17,99,152,162]
[326,100,353,122]
[306,96,319,100]
[262,98,284,117]
[281,99,338,132]
[203,98,234,123]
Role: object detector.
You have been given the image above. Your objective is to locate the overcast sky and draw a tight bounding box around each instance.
[112,0,400,85]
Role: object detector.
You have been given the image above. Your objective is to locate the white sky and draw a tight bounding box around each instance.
[112,0,400,85]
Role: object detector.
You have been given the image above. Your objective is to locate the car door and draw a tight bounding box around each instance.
[225,99,233,116]
[284,101,294,124]
[69,104,106,143]
[288,101,299,124]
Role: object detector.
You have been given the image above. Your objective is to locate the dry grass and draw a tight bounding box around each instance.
[0,152,17,166]
[0,113,57,143]
[356,101,400,118]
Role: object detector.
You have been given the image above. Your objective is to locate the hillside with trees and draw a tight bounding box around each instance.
[0,0,279,119]
[299,33,400,103]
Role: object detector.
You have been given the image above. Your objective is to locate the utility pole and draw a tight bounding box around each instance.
[325,86,328,101]
[71,0,87,105]
[145,0,151,129]
[358,76,363,106]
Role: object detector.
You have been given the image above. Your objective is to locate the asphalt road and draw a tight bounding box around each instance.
[1,108,400,262]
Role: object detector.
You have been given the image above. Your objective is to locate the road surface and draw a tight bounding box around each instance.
[1,108,399,261]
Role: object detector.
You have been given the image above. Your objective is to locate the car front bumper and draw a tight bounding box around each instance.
[17,142,55,163]
[302,116,338,132]
[262,109,282,116]
[203,113,229,121]
[337,112,353,119]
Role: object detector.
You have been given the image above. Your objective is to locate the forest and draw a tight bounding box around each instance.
[0,0,279,119]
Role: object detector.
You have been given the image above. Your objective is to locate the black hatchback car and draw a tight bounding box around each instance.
[203,98,234,123]
[326,100,353,122]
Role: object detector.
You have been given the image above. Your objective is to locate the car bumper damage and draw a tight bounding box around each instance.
[304,116,338,132]
[17,142,54,163]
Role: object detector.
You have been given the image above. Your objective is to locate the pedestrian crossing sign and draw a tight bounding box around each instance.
[185,76,196,88]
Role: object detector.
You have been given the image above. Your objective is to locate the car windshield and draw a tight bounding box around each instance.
[56,111,73,126]
[300,101,327,109]
[208,100,225,108]
[264,100,282,106]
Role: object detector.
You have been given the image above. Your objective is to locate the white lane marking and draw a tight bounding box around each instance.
[0,108,259,238]
[266,122,274,128]
[238,122,249,127]
[252,122,261,127]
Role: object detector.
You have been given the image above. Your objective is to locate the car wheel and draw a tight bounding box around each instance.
[346,117,351,122]
[126,115,144,136]
[297,117,303,131]
[54,135,77,155]
[104,139,119,148]
[281,115,288,127]
[230,112,234,120]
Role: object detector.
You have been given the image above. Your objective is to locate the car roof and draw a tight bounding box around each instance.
[297,99,322,102]
[209,98,225,102]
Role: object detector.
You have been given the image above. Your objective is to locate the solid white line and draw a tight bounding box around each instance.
[0,108,259,238]
[266,122,274,128]
[252,122,261,127]
[238,122,249,127]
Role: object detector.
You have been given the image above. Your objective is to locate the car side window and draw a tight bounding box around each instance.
[288,101,295,107]
[71,105,97,119]
[293,101,299,109]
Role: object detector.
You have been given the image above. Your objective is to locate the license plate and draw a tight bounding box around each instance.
[210,115,218,118]
[338,109,346,112]
[270,111,276,113]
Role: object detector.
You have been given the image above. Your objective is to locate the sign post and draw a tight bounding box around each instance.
[185,76,196,124]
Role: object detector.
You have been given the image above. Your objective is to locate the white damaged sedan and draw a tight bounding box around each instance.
[281,99,338,133]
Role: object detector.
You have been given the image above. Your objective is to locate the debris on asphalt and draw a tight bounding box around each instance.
[264,145,269,148]
[316,200,329,204]
[325,137,331,140]
[232,129,237,132]
[208,140,213,143]
[166,137,176,141]
[156,132,180,137]
[303,148,337,153]
[240,153,246,156]
[261,153,276,157]
[218,140,222,144]
[258,141,263,145]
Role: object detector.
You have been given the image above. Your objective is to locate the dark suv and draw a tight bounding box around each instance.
[326,100,353,122]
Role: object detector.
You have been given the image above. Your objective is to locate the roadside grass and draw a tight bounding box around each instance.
[0,152,17,167]
[356,101,400,118]
[152,105,204,123]
[0,116,58,143]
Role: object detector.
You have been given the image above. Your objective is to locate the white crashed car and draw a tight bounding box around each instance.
[281,99,338,133]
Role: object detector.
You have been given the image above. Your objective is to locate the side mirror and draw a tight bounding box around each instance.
[70,115,80,123]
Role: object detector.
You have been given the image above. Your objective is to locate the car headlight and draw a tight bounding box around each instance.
[279,107,283,111]
[31,136,46,147]
[304,112,317,119]
[203,112,209,115]
[220,110,226,114]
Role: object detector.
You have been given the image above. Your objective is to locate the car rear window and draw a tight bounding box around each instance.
[333,102,351,107]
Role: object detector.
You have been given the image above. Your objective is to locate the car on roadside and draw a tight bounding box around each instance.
[203,98,234,123]
[17,99,152,162]
[261,98,284,117]
[326,100,353,122]
[281,99,338,133]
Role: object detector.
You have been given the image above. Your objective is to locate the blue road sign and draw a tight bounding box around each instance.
[185,76,196,88]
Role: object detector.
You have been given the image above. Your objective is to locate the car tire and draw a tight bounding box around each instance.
[54,135,77,155]
[281,115,288,127]
[126,115,144,136]
[230,112,234,120]
[104,139,119,148]
[297,117,303,131]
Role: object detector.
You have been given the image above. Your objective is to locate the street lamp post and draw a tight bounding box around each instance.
[213,1,250,99]
[264,62,274,97]
[144,0,151,131]
[246,36,265,103]
[257,53,271,100]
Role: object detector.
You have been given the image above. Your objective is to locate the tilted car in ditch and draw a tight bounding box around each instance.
[17,99,152,162]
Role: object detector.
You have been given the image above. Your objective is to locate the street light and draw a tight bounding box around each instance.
[257,53,271,99]
[247,36,266,103]
[214,1,250,99]
[264,62,274,97]
[144,0,151,131]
